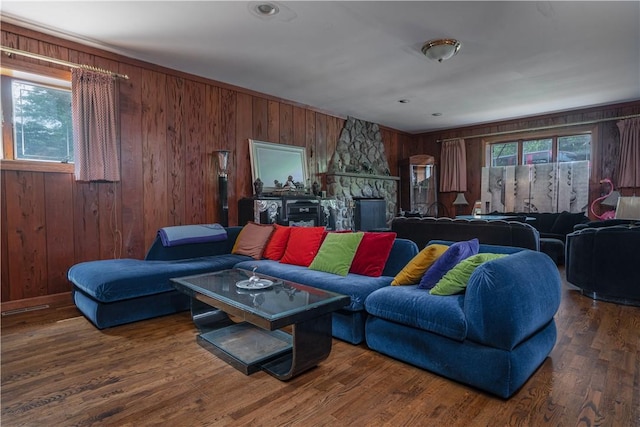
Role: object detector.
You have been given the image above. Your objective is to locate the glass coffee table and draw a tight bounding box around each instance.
[171,268,349,380]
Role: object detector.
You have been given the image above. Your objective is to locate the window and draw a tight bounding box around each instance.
[1,69,74,165]
[487,133,591,167]
[482,131,592,214]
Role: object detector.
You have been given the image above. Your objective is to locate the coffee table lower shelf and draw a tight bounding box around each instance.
[197,322,293,375]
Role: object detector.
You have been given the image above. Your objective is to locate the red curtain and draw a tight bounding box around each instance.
[439,138,467,192]
[616,117,640,188]
[71,68,120,181]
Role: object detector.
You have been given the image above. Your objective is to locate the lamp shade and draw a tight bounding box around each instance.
[601,190,621,207]
[215,150,230,177]
[453,192,468,206]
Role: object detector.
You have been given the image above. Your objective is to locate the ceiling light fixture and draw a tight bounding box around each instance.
[255,3,279,16]
[421,39,461,63]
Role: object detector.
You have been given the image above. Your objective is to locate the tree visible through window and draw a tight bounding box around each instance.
[488,133,591,167]
[12,79,73,162]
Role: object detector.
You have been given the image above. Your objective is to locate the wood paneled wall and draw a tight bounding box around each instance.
[409,102,640,217]
[0,23,409,306]
[1,21,637,308]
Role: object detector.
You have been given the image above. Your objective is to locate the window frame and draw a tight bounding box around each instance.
[482,126,595,169]
[1,63,74,174]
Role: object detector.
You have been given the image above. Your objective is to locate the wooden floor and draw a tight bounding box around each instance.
[2,268,639,426]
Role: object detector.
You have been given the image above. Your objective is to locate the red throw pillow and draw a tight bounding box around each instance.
[280,227,326,266]
[263,224,291,260]
[349,232,397,277]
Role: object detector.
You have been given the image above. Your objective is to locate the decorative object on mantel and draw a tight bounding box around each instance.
[326,116,399,230]
[253,178,264,197]
[312,181,320,196]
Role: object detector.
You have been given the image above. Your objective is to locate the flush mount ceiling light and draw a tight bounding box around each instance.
[421,39,462,63]
[255,2,279,16]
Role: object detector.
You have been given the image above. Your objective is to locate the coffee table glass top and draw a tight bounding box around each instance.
[171,269,348,321]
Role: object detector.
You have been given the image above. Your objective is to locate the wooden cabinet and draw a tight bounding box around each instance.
[399,155,438,216]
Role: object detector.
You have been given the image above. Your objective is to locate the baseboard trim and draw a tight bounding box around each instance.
[1,292,72,314]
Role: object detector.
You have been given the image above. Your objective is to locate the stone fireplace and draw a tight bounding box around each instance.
[326,117,399,231]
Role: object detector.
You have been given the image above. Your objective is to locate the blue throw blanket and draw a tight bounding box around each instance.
[158,224,227,247]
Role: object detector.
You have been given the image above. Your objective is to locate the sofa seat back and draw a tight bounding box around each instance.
[145,226,243,260]
[391,217,540,251]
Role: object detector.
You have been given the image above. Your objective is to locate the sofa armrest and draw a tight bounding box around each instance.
[144,226,243,260]
[463,250,561,350]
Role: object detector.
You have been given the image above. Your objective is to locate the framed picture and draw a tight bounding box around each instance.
[249,139,309,194]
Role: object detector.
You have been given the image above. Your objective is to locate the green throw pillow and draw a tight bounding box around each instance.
[429,253,507,296]
[309,232,364,276]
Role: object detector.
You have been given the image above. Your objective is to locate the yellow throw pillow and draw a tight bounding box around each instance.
[391,244,449,285]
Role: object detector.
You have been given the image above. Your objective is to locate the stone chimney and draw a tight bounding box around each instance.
[326,117,399,230]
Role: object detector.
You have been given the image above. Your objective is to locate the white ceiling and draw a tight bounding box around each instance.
[2,1,639,134]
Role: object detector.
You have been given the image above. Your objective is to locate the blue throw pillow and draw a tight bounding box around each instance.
[417,238,480,289]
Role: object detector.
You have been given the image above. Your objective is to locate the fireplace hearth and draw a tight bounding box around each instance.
[326,117,399,230]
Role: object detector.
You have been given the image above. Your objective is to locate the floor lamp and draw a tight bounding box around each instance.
[215,150,230,226]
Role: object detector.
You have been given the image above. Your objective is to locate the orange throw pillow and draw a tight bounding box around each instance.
[231,222,274,259]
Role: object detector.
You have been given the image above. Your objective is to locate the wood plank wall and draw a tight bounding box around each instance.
[1,21,638,307]
[408,101,640,217]
[0,23,411,306]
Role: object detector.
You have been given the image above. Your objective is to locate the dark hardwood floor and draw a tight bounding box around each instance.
[2,268,639,426]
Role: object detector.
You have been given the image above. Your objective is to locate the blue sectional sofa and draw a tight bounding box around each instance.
[364,241,561,398]
[68,226,419,344]
[69,225,561,398]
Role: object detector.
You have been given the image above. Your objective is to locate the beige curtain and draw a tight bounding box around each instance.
[71,68,120,181]
[617,117,640,188]
[439,138,467,192]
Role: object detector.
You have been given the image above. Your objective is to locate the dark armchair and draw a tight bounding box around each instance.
[565,224,640,306]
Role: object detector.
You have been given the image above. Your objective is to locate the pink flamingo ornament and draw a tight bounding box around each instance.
[590,178,616,220]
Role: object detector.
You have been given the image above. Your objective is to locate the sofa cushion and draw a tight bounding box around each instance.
[309,232,364,276]
[350,232,397,277]
[391,216,540,251]
[235,259,392,311]
[231,222,274,259]
[365,285,467,341]
[263,224,291,260]
[280,226,326,266]
[430,253,508,296]
[68,254,252,303]
[418,239,479,290]
[391,244,448,286]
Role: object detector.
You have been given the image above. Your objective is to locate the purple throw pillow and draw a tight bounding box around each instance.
[418,239,480,290]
